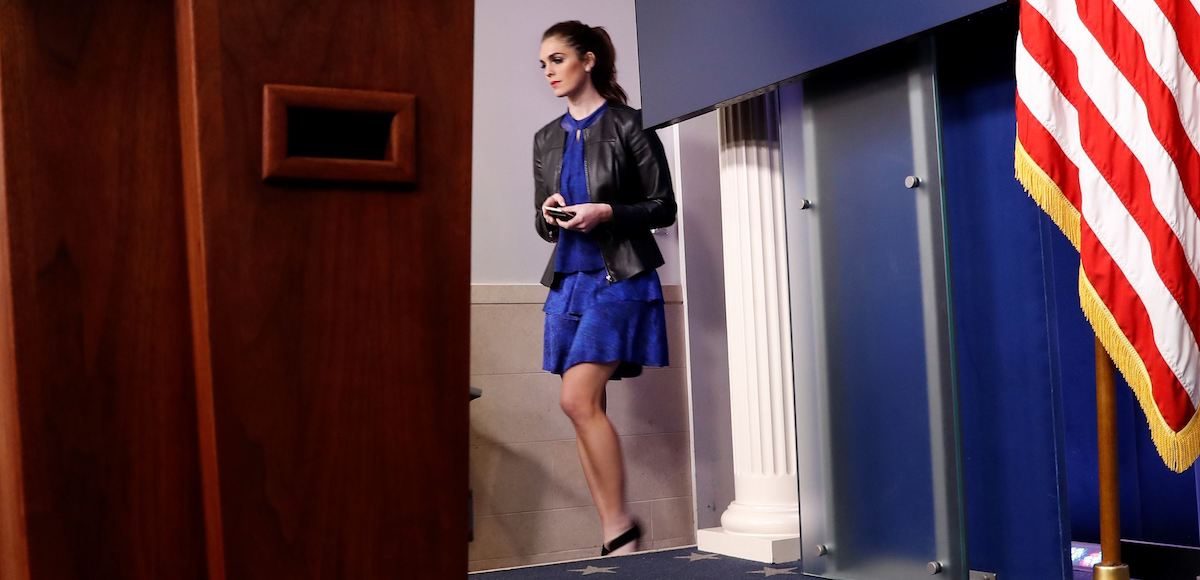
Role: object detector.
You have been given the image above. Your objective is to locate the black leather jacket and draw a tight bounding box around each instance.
[533,103,677,287]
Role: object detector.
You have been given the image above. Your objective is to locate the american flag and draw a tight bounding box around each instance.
[1015,0,1200,471]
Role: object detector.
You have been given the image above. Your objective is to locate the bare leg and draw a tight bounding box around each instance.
[573,390,607,514]
[560,362,638,555]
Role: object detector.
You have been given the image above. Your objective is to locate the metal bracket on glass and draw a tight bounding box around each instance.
[968,571,997,580]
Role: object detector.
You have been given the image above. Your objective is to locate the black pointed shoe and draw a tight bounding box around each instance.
[600,521,642,556]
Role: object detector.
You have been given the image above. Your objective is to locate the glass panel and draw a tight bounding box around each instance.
[788,40,965,579]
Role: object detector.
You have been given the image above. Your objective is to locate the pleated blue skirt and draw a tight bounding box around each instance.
[543,269,669,379]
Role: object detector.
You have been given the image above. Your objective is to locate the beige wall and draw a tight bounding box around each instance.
[468,285,694,571]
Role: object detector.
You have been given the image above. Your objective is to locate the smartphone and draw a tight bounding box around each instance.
[546,207,575,221]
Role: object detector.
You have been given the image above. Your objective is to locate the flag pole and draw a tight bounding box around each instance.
[1093,336,1130,580]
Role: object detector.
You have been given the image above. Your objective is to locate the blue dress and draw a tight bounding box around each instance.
[543,105,669,380]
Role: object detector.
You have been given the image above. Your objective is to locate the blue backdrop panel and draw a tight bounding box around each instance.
[936,9,1072,578]
[936,9,1198,578]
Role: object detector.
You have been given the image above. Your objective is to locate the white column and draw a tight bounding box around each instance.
[695,92,801,564]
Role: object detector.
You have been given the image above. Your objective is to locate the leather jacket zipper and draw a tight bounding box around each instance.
[582,127,616,284]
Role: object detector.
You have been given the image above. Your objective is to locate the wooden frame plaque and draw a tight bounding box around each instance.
[262,84,416,184]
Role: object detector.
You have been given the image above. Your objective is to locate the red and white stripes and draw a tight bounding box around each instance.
[1016,0,1200,471]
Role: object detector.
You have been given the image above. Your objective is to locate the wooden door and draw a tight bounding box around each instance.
[0,1,472,578]
[0,1,208,578]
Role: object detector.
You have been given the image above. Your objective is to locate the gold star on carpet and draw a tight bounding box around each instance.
[748,566,799,577]
[675,552,721,562]
[567,565,618,575]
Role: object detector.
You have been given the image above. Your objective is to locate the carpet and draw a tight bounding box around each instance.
[471,547,801,579]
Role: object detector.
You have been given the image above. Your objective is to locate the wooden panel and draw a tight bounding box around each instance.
[0,50,30,580]
[176,0,473,578]
[0,1,208,579]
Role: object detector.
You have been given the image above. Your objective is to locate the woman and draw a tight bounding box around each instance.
[533,20,676,557]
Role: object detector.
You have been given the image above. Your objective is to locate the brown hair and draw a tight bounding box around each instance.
[542,20,628,105]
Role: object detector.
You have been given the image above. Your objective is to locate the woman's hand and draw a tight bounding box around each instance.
[559,203,613,233]
[541,193,567,224]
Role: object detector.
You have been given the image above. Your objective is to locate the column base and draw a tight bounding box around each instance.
[696,527,801,564]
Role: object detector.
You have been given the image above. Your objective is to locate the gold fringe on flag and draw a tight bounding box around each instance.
[1016,136,1200,472]
[1080,271,1200,473]
[1014,140,1081,250]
